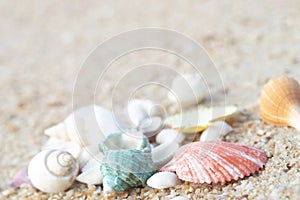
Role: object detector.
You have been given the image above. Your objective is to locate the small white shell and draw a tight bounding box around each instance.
[200,121,233,142]
[168,73,207,107]
[28,150,79,193]
[42,137,81,159]
[139,116,163,137]
[170,197,189,200]
[76,154,103,185]
[127,99,160,127]
[77,145,99,169]
[45,105,119,146]
[146,172,182,189]
[152,142,179,169]
[156,129,185,144]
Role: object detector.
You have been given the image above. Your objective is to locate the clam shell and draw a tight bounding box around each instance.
[45,105,119,146]
[99,132,155,192]
[164,106,237,133]
[168,73,207,107]
[156,129,185,144]
[160,141,267,184]
[76,154,103,185]
[200,121,233,142]
[146,172,182,189]
[259,76,300,130]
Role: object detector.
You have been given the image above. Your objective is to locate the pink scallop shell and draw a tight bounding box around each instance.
[160,141,267,184]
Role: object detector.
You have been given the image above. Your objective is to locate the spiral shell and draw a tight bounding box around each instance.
[28,149,79,193]
[259,76,300,130]
[99,132,155,193]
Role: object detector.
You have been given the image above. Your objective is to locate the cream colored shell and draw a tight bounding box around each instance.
[146,172,182,189]
[28,149,79,193]
[259,76,300,130]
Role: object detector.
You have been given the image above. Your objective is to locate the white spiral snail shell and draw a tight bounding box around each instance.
[28,149,79,193]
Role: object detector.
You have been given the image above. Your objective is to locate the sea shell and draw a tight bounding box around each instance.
[99,132,156,193]
[259,76,300,131]
[76,153,103,185]
[156,129,185,144]
[160,141,267,184]
[146,172,182,189]
[28,149,79,193]
[42,137,81,159]
[171,197,189,200]
[44,105,119,146]
[127,99,161,127]
[164,106,237,133]
[200,121,233,142]
[11,166,32,187]
[138,116,163,137]
[152,142,180,169]
[168,73,207,107]
[77,144,99,169]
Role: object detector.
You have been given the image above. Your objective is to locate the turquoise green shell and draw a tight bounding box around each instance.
[99,133,156,192]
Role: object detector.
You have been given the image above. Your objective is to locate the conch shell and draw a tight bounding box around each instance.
[259,76,300,130]
[99,132,155,193]
[28,149,79,193]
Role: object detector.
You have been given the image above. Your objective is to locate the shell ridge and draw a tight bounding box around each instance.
[220,144,265,169]
[205,151,235,182]
[207,146,243,179]
[218,143,267,175]
[187,149,214,183]
[217,145,257,176]
[186,152,206,183]
[208,145,248,178]
[201,151,230,183]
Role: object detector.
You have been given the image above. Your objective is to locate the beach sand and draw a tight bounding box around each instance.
[0,1,299,199]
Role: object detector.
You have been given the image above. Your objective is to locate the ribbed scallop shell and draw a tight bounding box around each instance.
[259,76,300,130]
[160,141,267,184]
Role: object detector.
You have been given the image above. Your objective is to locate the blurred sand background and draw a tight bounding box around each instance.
[0,1,300,199]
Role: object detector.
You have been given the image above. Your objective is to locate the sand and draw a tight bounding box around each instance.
[1,1,300,199]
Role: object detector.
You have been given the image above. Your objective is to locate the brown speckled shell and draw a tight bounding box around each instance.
[259,76,300,130]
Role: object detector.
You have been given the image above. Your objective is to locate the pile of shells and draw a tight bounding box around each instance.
[14,74,296,195]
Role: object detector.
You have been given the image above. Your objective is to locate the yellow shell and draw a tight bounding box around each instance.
[164,106,237,133]
[259,76,300,130]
